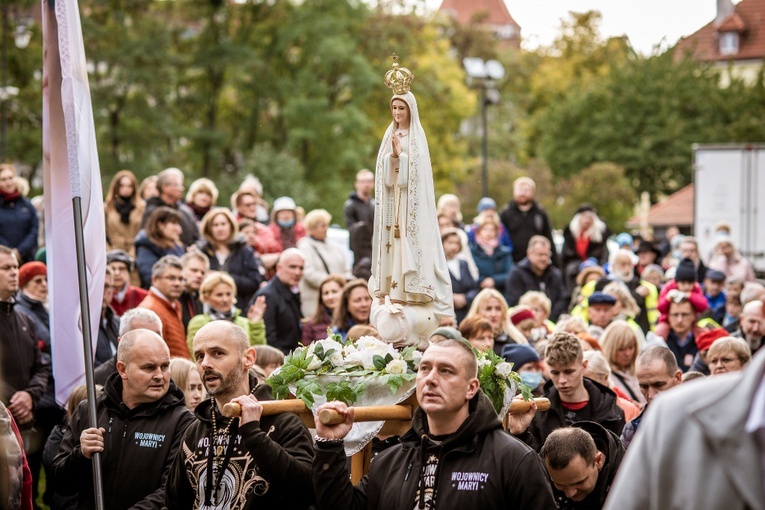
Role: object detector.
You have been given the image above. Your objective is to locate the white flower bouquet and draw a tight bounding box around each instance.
[476,347,533,416]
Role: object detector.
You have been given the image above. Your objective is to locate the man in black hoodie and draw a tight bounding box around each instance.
[312,337,555,509]
[52,329,194,510]
[540,422,625,509]
[165,320,315,509]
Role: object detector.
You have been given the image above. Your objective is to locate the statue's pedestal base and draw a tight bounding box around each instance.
[371,296,437,350]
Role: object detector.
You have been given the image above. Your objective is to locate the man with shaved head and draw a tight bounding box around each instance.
[52,329,194,509]
[165,320,314,509]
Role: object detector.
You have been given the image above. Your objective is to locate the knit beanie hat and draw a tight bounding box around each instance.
[501,344,540,369]
[675,258,696,283]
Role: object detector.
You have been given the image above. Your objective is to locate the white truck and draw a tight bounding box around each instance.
[693,144,765,275]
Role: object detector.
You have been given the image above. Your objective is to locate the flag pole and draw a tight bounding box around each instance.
[72,196,105,510]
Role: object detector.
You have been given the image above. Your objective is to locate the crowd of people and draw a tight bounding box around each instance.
[1,160,764,509]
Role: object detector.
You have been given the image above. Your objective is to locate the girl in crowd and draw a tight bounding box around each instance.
[297,209,353,318]
[331,279,372,340]
[302,275,347,345]
[186,271,266,352]
[465,289,526,357]
[441,228,479,324]
[196,207,262,307]
[254,345,285,378]
[134,206,185,288]
[104,169,145,257]
[518,290,553,342]
[0,164,38,263]
[599,320,646,405]
[139,175,159,201]
[169,358,204,412]
[508,306,537,343]
[185,178,218,223]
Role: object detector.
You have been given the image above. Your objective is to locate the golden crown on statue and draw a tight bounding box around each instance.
[384,54,414,95]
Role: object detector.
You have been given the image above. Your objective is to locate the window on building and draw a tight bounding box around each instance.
[720,32,739,55]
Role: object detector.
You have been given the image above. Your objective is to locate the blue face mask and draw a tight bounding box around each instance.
[277,219,295,229]
[520,371,543,390]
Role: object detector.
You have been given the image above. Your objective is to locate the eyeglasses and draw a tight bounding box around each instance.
[158,275,183,283]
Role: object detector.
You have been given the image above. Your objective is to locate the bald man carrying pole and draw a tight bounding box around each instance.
[52,329,195,509]
[165,320,315,509]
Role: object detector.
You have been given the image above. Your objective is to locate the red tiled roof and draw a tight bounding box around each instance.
[438,0,520,29]
[627,184,695,228]
[675,0,765,62]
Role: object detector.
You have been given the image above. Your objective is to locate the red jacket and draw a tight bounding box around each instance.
[111,285,149,317]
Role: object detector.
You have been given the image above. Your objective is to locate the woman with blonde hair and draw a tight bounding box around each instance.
[583,350,641,422]
[169,358,203,411]
[186,271,266,352]
[600,320,645,405]
[436,193,464,228]
[185,178,219,223]
[196,207,262,307]
[518,290,553,342]
[465,288,527,356]
[707,336,751,376]
[104,169,145,256]
[297,209,353,317]
[0,164,38,263]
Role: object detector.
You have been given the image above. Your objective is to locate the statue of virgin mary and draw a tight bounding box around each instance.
[368,56,454,330]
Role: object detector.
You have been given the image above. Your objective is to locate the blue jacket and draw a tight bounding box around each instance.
[470,242,513,292]
[0,195,38,262]
[134,230,185,289]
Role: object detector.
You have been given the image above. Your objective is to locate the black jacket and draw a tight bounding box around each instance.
[96,306,120,367]
[313,391,556,510]
[252,276,302,354]
[165,377,315,509]
[196,235,263,308]
[142,196,199,248]
[52,373,195,510]
[549,421,626,510]
[179,290,203,330]
[344,192,375,262]
[505,258,569,321]
[448,259,479,324]
[521,378,625,452]
[0,300,50,406]
[499,200,557,264]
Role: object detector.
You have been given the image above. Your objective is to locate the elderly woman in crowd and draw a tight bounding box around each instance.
[583,350,641,422]
[302,275,347,345]
[134,206,185,288]
[185,178,219,223]
[707,336,751,376]
[196,207,262,307]
[599,320,645,405]
[104,170,145,256]
[469,215,513,293]
[0,164,38,263]
[186,271,266,352]
[297,209,353,317]
[169,358,204,412]
[709,236,756,282]
[331,279,373,340]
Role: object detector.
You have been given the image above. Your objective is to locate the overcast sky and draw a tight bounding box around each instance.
[425,1,739,55]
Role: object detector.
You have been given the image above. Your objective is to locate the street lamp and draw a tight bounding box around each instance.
[463,57,505,198]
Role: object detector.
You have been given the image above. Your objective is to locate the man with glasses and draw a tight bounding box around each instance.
[660,296,707,372]
[506,236,569,321]
[138,255,189,359]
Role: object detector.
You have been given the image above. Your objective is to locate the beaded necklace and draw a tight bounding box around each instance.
[206,398,238,506]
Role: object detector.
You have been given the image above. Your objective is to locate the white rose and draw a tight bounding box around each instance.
[306,355,322,371]
[494,362,513,379]
[318,339,343,355]
[386,359,408,375]
[343,351,364,367]
[477,357,491,369]
[329,351,344,367]
[343,344,358,356]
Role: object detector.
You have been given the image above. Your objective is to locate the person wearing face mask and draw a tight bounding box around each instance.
[267,196,306,254]
[501,343,546,397]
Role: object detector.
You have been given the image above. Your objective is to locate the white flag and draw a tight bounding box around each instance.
[43,0,106,405]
